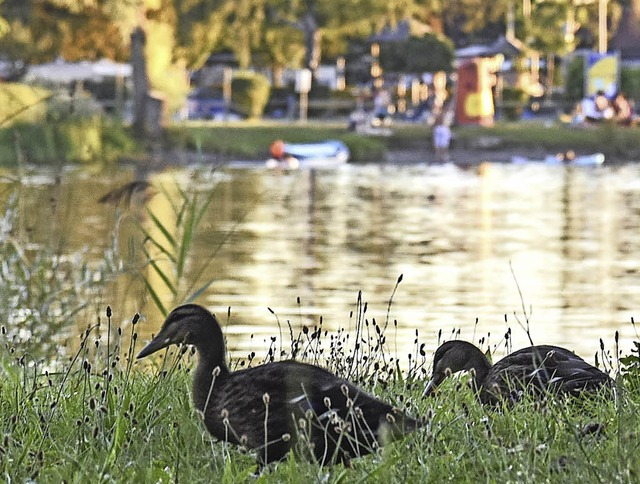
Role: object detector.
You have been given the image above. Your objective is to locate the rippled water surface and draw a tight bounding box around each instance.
[2,161,639,364]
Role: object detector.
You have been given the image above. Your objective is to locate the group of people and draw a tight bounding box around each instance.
[575,90,637,126]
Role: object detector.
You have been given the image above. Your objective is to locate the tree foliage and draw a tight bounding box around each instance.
[378,34,454,73]
[0,0,629,114]
[0,0,129,63]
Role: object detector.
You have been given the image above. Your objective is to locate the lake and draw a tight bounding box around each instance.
[2,160,639,368]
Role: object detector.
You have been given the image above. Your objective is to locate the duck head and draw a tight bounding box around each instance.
[137,304,225,361]
[424,340,492,397]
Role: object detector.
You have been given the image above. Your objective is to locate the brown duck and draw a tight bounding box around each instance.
[137,304,421,469]
[424,340,613,405]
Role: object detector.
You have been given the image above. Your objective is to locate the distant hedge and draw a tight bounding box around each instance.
[0,83,141,165]
[231,71,271,119]
[621,67,640,101]
[0,83,52,126]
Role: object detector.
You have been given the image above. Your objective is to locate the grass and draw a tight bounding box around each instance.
[166,119,640,163]
[453,121,640,160]
[0,119,142,166]
[1,115,638,166]
[165,120,388,162]
[1,172,640,482]
[1,302,639,482]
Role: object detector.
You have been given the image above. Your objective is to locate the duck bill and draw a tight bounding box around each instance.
[423,379,438,397]
[137,333,171,359]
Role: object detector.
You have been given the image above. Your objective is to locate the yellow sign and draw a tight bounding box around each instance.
[585,53,619,97]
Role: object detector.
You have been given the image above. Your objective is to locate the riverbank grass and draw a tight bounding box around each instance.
[167,120,640,163]
[1,306,639,482]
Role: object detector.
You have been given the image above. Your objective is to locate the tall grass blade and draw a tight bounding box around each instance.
[139,226,177,265]
[143,248,178,296]
[146,209,176,248]
[144,278,167,317]
[177,196,197,278]
[185,278,216,303]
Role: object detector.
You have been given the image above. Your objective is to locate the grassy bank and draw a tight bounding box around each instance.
[0,120,141,166]
[165,121,388,162]
[1,308,639,482]
[0,118,638,166]
[167,120,640,163]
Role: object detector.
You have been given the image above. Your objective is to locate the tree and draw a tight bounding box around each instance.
[0,0,129,63]
[264,0,420,74]
[378,34,454,73]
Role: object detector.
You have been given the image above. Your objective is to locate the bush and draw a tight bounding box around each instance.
[46,90,104,122]
[501,87,528,120]
[379,34,454,73]
[0,118,102,164]
[0,83,51,126]
[621,67,640,101]
[231,71,271,119]
[564,54,585,103]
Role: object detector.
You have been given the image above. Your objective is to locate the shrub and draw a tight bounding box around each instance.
[564,54,585,103]
[231,71,271,119]
[621,67,640,101]
[46,90,104,122]
[379,34,455,73]
[0,83,51,126]
[501,86,528,120]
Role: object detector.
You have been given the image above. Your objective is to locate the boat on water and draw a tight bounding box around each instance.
[511,151,605,166]
[266,139,350,169]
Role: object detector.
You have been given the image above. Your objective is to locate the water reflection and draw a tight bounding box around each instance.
[1,162,639,365]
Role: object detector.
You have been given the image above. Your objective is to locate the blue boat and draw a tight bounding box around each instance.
[511,151,605,166]
[267,139,350,169]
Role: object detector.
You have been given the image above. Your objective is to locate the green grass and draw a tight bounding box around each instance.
[167,119,640,163]
[166,120,388,162]
[454,121,640,160]
[1,115,638,166]
[0,119,142,166]
[1,309,639,482]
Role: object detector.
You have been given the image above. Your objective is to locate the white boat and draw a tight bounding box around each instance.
[266,139,350,169]
[511,151,605,166]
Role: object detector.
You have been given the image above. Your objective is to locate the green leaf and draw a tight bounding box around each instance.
[146,208,176,248]
[144,278,167,317]
[185,278,216,303]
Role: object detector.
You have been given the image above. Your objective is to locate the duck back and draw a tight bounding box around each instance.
[482,345,612,404]
[195,360,420,466]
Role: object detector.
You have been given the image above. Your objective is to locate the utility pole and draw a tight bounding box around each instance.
[598,0,608,53]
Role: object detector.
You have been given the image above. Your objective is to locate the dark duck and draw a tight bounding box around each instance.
[137,304,421,468]
[424,340,613,405]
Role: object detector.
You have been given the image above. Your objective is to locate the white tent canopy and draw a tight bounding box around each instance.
[25,58,132,84]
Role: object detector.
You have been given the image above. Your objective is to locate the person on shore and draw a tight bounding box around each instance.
[581,90,614,124]
[372,88,391,126]
[432,115,452,163]
[612,92,634,126]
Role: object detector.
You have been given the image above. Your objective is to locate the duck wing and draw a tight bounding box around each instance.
[483,345,612,403]
[204,360,418,465]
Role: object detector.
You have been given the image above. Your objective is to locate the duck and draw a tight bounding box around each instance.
[423,340,613,405]
[98,180,156,207]
[137,304,421,468]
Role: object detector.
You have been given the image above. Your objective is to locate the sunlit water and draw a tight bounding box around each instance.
[2,160,639,367]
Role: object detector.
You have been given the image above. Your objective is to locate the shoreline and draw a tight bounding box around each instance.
[140,146,633,169]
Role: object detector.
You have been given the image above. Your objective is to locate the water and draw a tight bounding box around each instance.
[2,161,639,366]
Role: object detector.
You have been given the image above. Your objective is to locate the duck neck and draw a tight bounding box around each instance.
[191,337,229,412]
[468,350,492,391]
